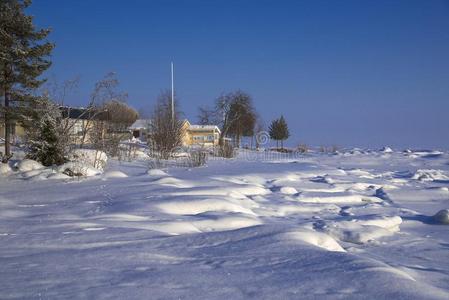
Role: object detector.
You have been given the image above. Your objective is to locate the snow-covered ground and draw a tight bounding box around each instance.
[1,148,449,299]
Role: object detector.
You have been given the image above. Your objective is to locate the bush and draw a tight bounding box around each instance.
[297,144,308,153]
[188,150,207,167]
[218,143,235,158]
[25,98,67,166]
[319,145,339,154]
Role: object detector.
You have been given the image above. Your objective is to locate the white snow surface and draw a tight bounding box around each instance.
[1,149,449,299]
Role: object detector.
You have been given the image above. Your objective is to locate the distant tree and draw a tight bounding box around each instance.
[0,0,54,159]
[227,94,256,147]
[269,115,290,149]
[268,119,280,148]
[277,115,290,148]
[102,100,138,131]
[149,90,185,160]
[214,90,256,147]
[79,72,127,148]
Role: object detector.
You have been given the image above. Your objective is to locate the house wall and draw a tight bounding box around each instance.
[0,122,26,141]
[184,130,220,146]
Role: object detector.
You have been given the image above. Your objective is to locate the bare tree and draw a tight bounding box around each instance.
[214,90,255,147]
[149,90,185,160]
[197,106,216,125]
[79,72,127,148]
[41,77,80,150]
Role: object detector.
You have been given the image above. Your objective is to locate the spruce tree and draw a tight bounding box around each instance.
[269,116,290,149]
[0,0,54,158]
[268,119,280,148]
[25,97,66,166]
[277,115,290,149]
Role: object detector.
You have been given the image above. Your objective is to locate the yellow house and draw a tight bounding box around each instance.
[0,121,26,143]
[129,119,221,147]
[183,120,221,147]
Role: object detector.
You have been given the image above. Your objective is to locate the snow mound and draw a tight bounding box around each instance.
[280,186,298,195]
[270,204,340,216]
[433,209,449,224]
[310,175,335,184]
[157,199,256,216]
[170,185,269,197]
[23,169,54,181]
[147,169,168,177]
[103,171,128,179]
[412,169,449,182]
[357,215,402,230]
[380,146,393,153]
[150,216,262,235]
[0,163,12,175]
[284,229,346,252]
[46,173,71,180]
[298,194,382,204]
[67,149,107,170]
[345,169,375,179]
[152,177,192,188]
[57,162,102,177]
[318,215,402,244]
[15,159,44,172]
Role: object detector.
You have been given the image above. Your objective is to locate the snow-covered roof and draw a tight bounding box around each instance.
[130,119,151,130]
[189,124,221,133]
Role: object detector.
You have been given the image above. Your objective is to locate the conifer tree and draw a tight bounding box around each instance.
[25,97,66,166]
[0,0,54,158]
[268,118,280,148]
[269,115,290,149]
[277,115,290,149]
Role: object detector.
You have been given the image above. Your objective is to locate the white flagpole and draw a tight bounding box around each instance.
[171,62,175,126]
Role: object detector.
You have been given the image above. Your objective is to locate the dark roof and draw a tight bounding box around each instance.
[59,106,108,120]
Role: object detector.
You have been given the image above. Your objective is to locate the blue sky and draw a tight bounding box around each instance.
[29,0,449,149]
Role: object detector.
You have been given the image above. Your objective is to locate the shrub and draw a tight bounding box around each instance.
[188,150,207,167]
[25,98,67,166]
[218,143,235,158]
[297,144,308,153]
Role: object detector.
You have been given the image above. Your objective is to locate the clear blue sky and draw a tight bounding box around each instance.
[29,0,449,149]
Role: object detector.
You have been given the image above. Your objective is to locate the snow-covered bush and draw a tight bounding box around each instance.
[67,149,107,170]
[187,150,207,167]
[60,149,108,177]
[57,161,102,177]
[24,97,67,166]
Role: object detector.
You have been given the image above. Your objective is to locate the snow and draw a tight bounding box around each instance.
[279,186,298,195]
[284,229,346,252]
[412,169,449,182]
[147,168,168,176]
[103,170,128,179]
[67,148,108,170]
[1,148,449,298]
[56,161,102,177]
[14,159,45,172]
[0,163,12,175]
[380,146,394,153]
